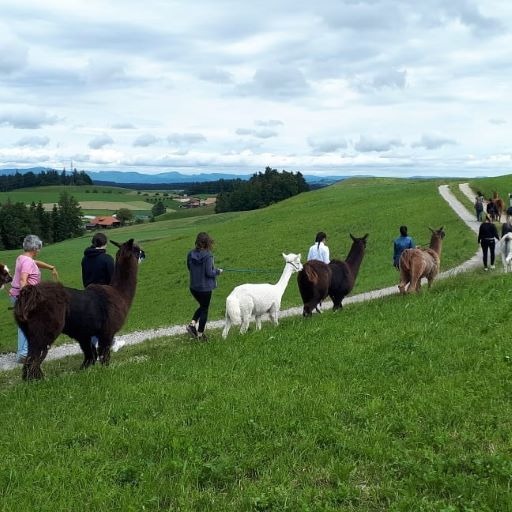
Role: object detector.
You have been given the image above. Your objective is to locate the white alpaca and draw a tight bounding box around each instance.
[222,253,302,338]
[501,233,512,273]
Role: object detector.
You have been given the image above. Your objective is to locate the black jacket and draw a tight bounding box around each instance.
[81,247,115,287]
[478,222,499,243]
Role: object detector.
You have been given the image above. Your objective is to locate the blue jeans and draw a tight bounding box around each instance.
[10,296,28,358]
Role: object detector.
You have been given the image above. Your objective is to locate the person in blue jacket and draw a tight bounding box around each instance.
[186,232,223,341]
[393,225,415,269]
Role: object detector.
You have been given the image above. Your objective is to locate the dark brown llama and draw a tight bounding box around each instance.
[398,227,445,294]
[297,260,332,316]
[0,263,13,289]
[14,239,145,380]
[298,233,369,315]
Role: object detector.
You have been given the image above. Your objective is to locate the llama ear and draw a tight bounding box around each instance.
[350,233,356,242]
[428,227,434,233]
[110,240,121,248]
[363,233,369,240]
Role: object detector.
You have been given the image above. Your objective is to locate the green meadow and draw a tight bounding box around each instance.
[1,176,512,511]
[0,178,478,353]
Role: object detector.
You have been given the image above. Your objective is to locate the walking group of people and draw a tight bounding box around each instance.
[7,197,511,357]
[8,232,115,363]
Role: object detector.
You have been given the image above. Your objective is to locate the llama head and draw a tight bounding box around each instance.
[350,233,369,246]
[111,239,146,264]
[282,252,303,272]
[428,227,446,239]
[0,263,12,290]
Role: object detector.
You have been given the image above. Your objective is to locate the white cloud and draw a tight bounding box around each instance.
[235,128,278,139]
[308,137,348,154]
[133,134,159,147]
[0,0,510,177]
[411,134,457,150]
[14,135,50,148]
[167,133,207,146]
[0,108,59,129]
[354,135,403,153]
[88,134,114,149]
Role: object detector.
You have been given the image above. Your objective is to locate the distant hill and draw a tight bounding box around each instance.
[0,167,346,186]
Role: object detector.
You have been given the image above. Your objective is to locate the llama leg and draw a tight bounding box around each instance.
[255,316,262,330]
[97,338,113,365]
[78,337,96,369]
[240,314,250,334]
[222,315,231,339]
[23,346,45,381]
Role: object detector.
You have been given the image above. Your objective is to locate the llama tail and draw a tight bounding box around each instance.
[14,284,42,322]
[225,295,242,325]
[302,264,319,284]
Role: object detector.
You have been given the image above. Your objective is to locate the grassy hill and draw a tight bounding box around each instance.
[0,265,511,510]
[0,177,479,353]
[1,176,512,509]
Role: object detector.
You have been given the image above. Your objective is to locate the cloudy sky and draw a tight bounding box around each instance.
[1,0,511,177]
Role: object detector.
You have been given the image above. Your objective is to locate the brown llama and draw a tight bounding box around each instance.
[297,260,332,316]
[14,239,145,380]
[398,227,445,294]
[0,263,13,289]
[298,233,369,315]
[491,192,505,222]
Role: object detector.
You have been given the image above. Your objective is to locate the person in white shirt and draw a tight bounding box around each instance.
[307,231,330,263]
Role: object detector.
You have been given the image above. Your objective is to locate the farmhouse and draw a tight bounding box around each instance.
[86,215,121,229]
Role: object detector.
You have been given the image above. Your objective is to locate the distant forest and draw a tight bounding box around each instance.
[0,169,92,192]
[215,167,309,213]
[0,192,84,250]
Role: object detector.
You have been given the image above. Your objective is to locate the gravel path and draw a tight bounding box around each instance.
[0,183,483,372]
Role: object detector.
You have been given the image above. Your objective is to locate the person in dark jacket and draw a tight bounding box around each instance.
[478,216,500,270]
[186,232,223,341]
[81,232,115,351]
[81,232,115,287]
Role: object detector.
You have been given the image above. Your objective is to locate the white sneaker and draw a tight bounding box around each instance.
[484,267,489,271]
[490,265,495,270]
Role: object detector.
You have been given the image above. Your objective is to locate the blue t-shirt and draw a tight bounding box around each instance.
[393,235,415,266]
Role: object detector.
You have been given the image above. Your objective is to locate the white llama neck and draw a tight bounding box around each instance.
[275,262,295,293]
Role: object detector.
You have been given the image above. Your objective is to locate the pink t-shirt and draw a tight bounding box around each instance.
[9,254,41,298]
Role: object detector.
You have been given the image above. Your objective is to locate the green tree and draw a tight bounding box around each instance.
[116,208,134,226]
[151,201,166,217]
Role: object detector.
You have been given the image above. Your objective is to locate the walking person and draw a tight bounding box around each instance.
[307,231,330,263]
[393,225,415,270]
[9,235,58,363]
[81,232,115,287]
[186,232,223,341]
[478,215,500,271]
[81,232,115,352]
[474,192,484,221]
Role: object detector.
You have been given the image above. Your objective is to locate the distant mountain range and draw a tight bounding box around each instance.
[0,167,345,185]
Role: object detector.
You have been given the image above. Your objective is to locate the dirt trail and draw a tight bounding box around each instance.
[0,184,483,372]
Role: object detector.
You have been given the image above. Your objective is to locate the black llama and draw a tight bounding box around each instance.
[14,239,145,380]
[298,233,369,315]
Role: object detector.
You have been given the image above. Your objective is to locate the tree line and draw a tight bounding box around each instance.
[0,169,92,192]
[0,192,84,250]
[215,167,309,213]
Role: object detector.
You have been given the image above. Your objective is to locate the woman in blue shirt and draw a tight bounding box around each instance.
[393,225,415,269]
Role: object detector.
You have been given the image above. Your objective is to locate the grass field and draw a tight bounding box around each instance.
[1,175,511,510]
[0,268,511,511]
[0,178,479,353]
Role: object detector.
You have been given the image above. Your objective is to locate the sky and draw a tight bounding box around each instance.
[0,0,511,178]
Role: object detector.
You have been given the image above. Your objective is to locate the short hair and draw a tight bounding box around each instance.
[315,231,327,244]
[195,232,214,251]
[399,225,408,237]
[23,234,43,252]
[92,232,108,248]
